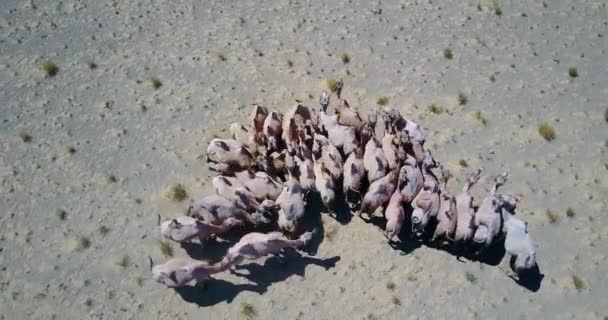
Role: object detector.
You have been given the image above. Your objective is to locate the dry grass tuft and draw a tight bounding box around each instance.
[568,67,578,78]
[392,296,401,305]
[98,225,110,235]
[159,240,173,257]
[376,96,389,106]
[566,208,575,218]
[166,184,188,202]
[241,302,257,319]
[465,272,477,283]
[428,103,444,114]
[56,208,67,220]
[40,61,59,77]
[76,236,91,251]
[545,209,559,224]
[150,77,162,90]
[458,92,468,105]
[538,122,556,141]
[493,1,502,15]
[341,53,351,64]
[443,48,453,59]
[572,274,585,291]
[19,132,32,143]
[473,111,488,125]
[325,79,343,94]
[106,173,118,183]
[116,255,130,268]
[324,224,338,241]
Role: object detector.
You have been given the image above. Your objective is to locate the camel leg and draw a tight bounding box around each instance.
[439,165,452,191]
[491,172,509,195]
[281,238,308,249]
[412,142,425,164]
[463,169,482,193]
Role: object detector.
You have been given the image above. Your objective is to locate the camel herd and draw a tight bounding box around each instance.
[150,85,538,289]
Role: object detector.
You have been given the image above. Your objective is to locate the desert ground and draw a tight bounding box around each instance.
[1,0,607,319]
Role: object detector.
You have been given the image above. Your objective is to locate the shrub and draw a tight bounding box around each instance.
[538,122,556,141]
[40,61,59,77]
[443,48,453,59]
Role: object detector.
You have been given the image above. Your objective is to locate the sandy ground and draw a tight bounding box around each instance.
[1,0,608,319]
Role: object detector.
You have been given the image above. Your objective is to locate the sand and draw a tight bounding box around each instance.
[1,0,607,319]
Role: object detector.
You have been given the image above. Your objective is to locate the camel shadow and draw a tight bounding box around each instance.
[361,205,422,255]
[475,239,507,266]
[360,206,510,268]
[174,278,265,307]
[388,235,423,255]
[306,189,352,225]
[331,185,353,225]
[181,223,284,263]
[181,239,234,264]
[231,249,341,287]
[509,261,544,292]
[174,251,339,307]
[366,214,387,230]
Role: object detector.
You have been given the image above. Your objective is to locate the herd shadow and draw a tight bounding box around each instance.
[385,215,544,292]
[176,192,341,307]
[339,194,543,291]
[232,249,340,286]
[175,278,264,307]
[175,249,340,307]
[176,187,542,307]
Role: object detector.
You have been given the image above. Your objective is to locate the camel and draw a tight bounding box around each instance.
[275,177,307,234]
[384,186,405,242]
[318,91,359,155]
[313,160,336,209]
[207,138,253,169]
[454,169,482,243]
[234,170,283,202]
[343,147,365,210]
[432,167,458,243]
[360,170,398,217]
[410,151,441,236]
[149,257,231,288]
[364,137,389,183]
[190,195,270,226]
[263,111,284,152]
[501,195,537,275]
[398,155,424,203]
[312,134,343,182]
[160,216,242,243]
[472,172,509,252]
[335,98,365,129]
[221,231,314,266]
